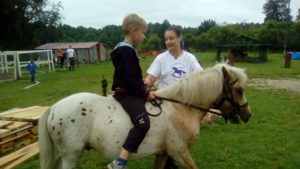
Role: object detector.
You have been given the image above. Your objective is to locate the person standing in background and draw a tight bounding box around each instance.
[57,49,64,68]
[67,45,76,71]
[27,58,37,83]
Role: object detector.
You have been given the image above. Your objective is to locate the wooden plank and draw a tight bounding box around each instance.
[29,126,38,135]
[0,133,37,154]
[14,134,35,148]
[5,122,29,131]
[0,117,38,123]
[0,142,39,169]
[0,106,48,120]
[0,121,13,129]
[0,125,33,144]
[0,106,38,115]
[0,141,14,154]
[0,133,32,154]
[0,132,31,147]
[0,130,10,137]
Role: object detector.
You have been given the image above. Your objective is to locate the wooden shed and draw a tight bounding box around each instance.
[35,42,108,64]
[216,34,271,63]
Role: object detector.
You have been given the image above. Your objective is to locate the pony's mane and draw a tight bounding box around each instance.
[154,63,248,106]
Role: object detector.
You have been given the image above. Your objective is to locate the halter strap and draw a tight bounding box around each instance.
[148,77,247,120]
[150,96,224,117]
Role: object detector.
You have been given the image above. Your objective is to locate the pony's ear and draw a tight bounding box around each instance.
[222,67,229,80]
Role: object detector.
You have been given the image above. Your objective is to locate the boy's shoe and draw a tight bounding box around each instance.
[106,160,128,169]
[164,157,180,169]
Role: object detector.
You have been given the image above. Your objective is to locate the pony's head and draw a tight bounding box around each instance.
[213,64,252,124]
[154,63,252,124]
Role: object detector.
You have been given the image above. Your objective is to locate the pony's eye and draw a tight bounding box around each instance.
[237,88,244,94]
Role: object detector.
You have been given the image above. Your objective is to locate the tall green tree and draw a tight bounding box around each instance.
[139,34,161,50]
[258,20,287,50]
[288,22,300,49]
[263,0,292,22]
[98,25,122,48]
[197,19,217,35]
[296,8,300,21]
[0,0,62,50]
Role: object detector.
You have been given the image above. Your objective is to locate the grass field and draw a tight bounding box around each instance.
[1,52,300,169]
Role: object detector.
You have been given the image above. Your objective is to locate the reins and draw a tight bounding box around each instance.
[148,77,248,121]
[149,96,224,117]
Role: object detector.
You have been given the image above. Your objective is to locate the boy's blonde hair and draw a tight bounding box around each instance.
[122,13,148,34]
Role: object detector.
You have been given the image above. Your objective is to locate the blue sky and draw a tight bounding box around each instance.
[51,0,300,28]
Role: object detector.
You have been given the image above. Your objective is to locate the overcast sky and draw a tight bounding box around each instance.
[51,0,300,28]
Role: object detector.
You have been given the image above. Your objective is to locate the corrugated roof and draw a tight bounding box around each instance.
[35,42,99,50]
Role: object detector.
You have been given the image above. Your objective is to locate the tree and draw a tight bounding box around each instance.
[263,0,292,22]
[139,34,161,50]
[0,0,62,50]
[183,33,194,50]
[257,20,287,50]
[197,19,217,35]
[287,22,300,50]
[98,25,122,48]
[296,8,300,21]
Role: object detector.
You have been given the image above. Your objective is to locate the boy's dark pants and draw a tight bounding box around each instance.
[114,94,150,153]
[30,71,35,83]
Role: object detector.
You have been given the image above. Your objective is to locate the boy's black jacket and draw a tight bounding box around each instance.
[111,46,146,98]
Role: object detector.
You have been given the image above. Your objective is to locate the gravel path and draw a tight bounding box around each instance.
[248,78,300,94]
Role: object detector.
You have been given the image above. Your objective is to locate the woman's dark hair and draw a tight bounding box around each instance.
[165,26,182,37]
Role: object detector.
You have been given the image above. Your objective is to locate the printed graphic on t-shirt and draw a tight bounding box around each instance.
[169,62,188,81]
[171,67,186,78]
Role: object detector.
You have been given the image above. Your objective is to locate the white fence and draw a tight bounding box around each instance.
[0,50,54,80]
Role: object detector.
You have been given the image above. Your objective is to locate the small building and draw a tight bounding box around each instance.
[216,34,271,63]
[35,42,108,64]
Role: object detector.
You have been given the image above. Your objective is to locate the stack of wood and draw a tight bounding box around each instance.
[0,106,48,168]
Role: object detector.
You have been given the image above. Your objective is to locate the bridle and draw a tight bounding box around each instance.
[148,77,248,121]
[212,78,248,121]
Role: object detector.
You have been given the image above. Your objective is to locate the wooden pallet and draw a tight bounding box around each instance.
[0,142,39,169]
[0,106,48,155]
[0,106,48,123]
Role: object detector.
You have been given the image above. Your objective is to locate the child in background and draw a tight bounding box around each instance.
[27,58,36,83]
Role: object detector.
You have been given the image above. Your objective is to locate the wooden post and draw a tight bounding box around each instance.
[50,50,55,71]
[16,53,21,79]
[4,54,9,73]
[0,53,3,73]
[284,53,291,68]
[3,54,8,73]
[13,54,17,80]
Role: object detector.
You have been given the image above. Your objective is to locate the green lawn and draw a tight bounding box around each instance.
[1,52,300,169]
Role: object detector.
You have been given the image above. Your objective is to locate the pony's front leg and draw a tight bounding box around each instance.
[154,153,168,169]
[61,154,78,169]
[60,148,84,169]
[172,149,198,169]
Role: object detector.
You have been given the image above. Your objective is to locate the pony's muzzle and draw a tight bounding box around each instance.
[238,108,252,123]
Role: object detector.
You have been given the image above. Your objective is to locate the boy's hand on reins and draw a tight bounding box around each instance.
[147,91,156,101]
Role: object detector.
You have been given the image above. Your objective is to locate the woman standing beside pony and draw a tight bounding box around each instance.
[145,26,203,89]
[144,26,203,169]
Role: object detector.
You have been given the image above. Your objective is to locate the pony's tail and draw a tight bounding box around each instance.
[38,107,55,169]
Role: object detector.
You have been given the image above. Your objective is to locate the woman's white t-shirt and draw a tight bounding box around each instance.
[147,50,203,89]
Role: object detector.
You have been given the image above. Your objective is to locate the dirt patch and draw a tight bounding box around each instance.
[248,78,300,94]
